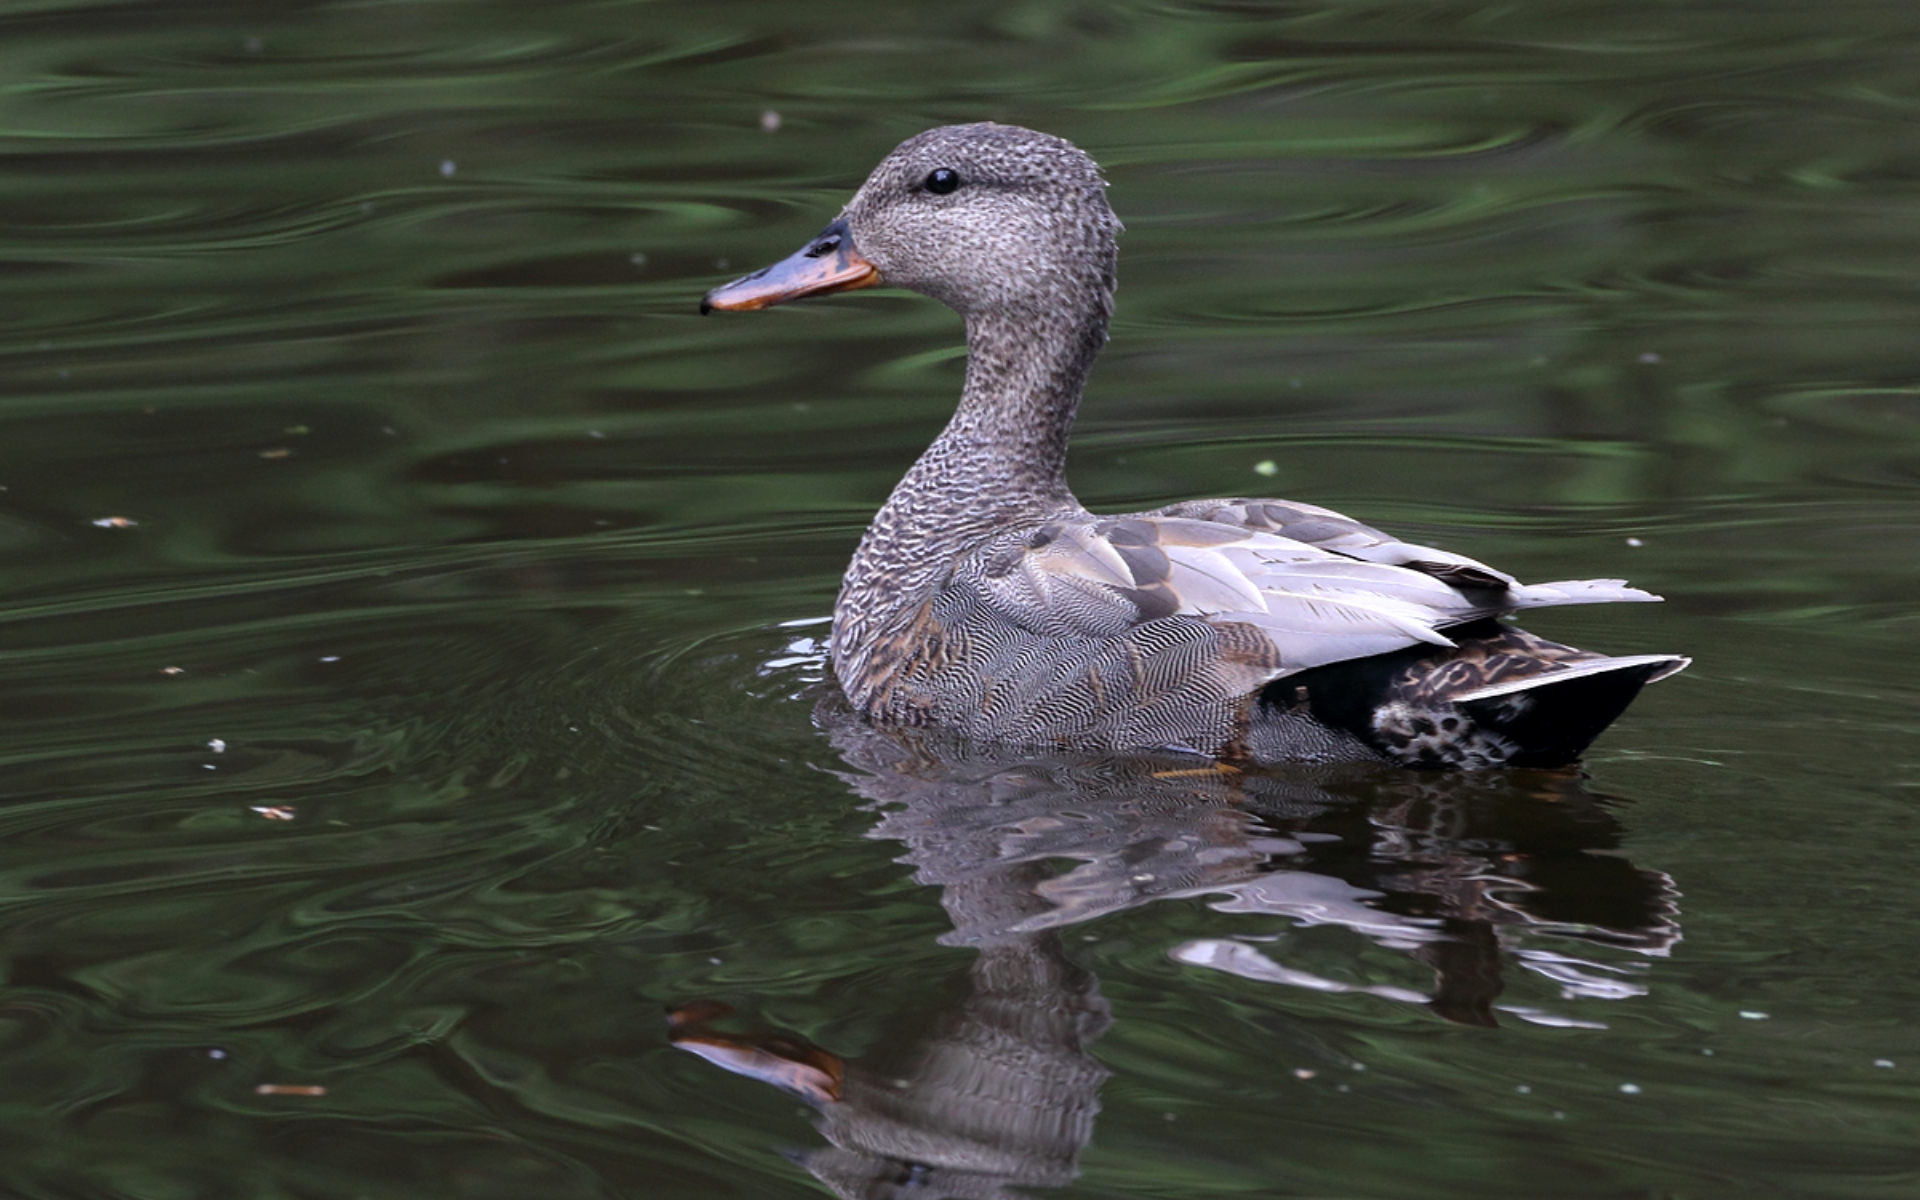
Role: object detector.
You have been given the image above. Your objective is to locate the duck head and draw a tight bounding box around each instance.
[701,122,1119,321]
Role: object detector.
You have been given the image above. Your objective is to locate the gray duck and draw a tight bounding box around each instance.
[703,123,1687,768]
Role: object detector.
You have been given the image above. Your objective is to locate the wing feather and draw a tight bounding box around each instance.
[957,503,1660,679]
[1159,544,1270,613]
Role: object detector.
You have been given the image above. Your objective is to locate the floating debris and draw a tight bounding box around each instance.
[254,1084,326,1097]
[760,109,782,133]
[250,806,297,821]
[1293,1068,1316,1080]
[439,160,456,177]
[208,739,226,753]
[162,667,186,676]
[1619,1083,1642,1095]
[1253,460,1278,477]
[1626,536,1645,547]
[92,516,137,529]
[259,447,291,460]
[1739,1011,1770,1020]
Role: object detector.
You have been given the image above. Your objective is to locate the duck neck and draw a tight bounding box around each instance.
[832,295,1110,671]
[911,300,1109,516]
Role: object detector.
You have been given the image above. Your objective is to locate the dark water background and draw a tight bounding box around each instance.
[2,1,1918,1196]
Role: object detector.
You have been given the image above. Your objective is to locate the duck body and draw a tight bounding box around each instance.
[704,123,1687,768]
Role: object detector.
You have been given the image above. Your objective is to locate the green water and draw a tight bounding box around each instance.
[1,1,1917,1196]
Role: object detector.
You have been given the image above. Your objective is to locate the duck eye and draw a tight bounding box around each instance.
[923,168,961,195]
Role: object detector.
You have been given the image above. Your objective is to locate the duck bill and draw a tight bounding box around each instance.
[699,219,881,314]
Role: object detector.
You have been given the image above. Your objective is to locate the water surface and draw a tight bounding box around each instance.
[1,1,1917,1197]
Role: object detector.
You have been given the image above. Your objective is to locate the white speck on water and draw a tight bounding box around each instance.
[716,258,731,271]
[162,666,185,676]
[1515,1084,1531,1094]
[319,656,340,663]
[1619,1083,1641,1095]
[760,109,782,133]
[1702,1048,1715,1056]
[92,516,137,528]
[1253,460,1278,477]
[1637,351,1662,364]
[587,430,607,439]
[1739,1011,1770,1020]
[707,957,722,965]
[1162,1111,1177,1121]
[208,739,226,753]
[1335,1084,1350,1093]
[1552,1110,1566,1120]
[243,36,262,53]
[1288,378,1302,389]
[207,1048,227,1059]
[1351,1062,1367,1072]
[202,764,217,771]
[629,252,648,267]
[439,159,456,177]
[1874,1059,1895,1068]
[1626,536,1644,547]
[1293,1068,1316,1080]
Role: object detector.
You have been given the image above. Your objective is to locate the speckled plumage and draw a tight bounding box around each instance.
[705,123,1688,767]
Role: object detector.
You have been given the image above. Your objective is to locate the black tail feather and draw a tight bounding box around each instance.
[1262,620,1685,769]
[1458,659,1669,768]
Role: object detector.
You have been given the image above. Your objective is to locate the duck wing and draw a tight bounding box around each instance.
[1148,497,1664,608]
[958,506,1661,682]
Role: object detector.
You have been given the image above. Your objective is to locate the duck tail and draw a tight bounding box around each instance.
[1262,620,1688,769]
[1445,652,1689,768]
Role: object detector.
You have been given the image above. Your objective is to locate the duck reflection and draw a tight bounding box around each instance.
[671,708,1678,1198]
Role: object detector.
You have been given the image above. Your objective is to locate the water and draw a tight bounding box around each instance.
[1,1,1917,1196]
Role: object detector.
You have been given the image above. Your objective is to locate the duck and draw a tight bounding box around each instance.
[702,123,1687,768]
